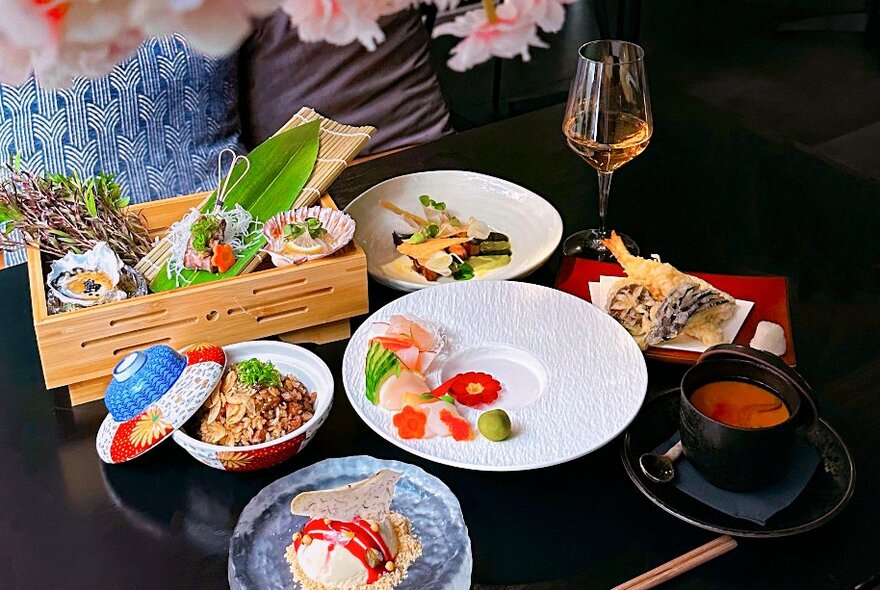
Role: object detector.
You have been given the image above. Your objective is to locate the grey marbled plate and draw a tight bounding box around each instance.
[229,456,472,590]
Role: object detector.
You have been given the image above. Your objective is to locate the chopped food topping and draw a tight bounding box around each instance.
[237,358,282,388]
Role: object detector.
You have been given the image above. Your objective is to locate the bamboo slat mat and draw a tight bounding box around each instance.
[135,107,375,281]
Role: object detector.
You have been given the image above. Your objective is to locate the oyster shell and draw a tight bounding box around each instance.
[46,243,148,314]
[48,242,122,306]
[263,206,356,267]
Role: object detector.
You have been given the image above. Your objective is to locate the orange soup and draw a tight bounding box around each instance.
[690,381,790,429]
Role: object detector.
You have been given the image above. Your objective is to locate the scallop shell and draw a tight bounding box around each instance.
[262,206,356,267]
[47,242,123,307]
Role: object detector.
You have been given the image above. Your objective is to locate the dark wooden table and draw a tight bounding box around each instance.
[2,96,879,590]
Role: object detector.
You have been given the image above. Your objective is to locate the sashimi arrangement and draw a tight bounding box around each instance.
[364,315,513,443]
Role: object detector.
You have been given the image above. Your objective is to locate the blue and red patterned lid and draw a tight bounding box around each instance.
[96,343,226,464]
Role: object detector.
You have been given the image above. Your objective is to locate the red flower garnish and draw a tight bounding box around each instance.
[392,406,427,439]
[431,372,501,407]
[439,409,472,441]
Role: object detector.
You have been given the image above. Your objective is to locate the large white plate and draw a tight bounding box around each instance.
[343,281,648,471]
[343,170,563,291]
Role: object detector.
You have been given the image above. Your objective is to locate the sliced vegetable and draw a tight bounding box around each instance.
[393,405,427,439]
[211,243,236,273]
[365,342,402,405]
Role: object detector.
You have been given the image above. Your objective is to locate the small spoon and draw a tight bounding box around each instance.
[639,440,683,484]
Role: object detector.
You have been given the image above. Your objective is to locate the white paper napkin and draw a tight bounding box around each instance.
[588,275,754,352]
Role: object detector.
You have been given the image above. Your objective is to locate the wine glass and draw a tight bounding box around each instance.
[562,40,652,259]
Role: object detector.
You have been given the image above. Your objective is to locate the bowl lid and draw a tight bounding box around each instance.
[96,343,226,464]
[699,344,813,399]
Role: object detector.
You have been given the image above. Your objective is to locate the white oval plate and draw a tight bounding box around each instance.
[343,170,563,291]
[342,281,648,471]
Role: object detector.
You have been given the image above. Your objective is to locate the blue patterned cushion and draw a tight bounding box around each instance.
[0,35,241,266]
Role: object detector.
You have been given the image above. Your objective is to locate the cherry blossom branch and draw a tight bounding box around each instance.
[483,0,499,23]
[0,0,580,86]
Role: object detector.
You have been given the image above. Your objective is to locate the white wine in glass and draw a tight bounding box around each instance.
[562,40,652,259]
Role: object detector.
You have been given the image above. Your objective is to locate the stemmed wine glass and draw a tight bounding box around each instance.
[562,40,653,259]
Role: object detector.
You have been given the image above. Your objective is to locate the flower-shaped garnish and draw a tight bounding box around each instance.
[392,405,427,439]
[211,243,236,273]
[432,372,502,407]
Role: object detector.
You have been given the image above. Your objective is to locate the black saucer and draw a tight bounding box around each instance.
[621,388,855,537]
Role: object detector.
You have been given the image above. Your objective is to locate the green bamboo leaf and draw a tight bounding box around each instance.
[150,120,320,293]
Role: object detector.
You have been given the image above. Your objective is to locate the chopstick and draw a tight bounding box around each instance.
[611,535,737,590]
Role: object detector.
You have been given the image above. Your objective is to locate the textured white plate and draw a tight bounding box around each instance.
[228,456,471,590]
[343,281,648,471]
[343,170,562,292]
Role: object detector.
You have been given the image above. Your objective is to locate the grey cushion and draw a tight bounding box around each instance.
[242,9,452,154]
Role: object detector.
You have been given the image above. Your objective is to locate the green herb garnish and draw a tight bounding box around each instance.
[418,195,446,211]
[237,358,281,388]
[305,217,326,237]
[283,223,305,239]
[283,217,326,241]
[191,215,222,254]
[408,232,427,244]
[419,392,455,404]
[452,261,474,281]
[426,223,440,238]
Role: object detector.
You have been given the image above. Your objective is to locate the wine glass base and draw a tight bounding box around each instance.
[562,230,639,261]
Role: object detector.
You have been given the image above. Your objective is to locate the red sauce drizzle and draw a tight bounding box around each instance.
[294,517,394,584]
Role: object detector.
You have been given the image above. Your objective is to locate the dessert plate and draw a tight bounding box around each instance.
[342,281,648,471]
[343,170,562,291]
[228,456,471,590]
[621,388,855,537]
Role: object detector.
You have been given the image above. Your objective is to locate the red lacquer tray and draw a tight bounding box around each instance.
[555,257,796,366]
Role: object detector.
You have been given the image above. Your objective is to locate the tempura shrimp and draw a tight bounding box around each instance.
[600,231,697,300]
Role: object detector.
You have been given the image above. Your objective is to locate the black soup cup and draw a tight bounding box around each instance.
[680,345,818,492]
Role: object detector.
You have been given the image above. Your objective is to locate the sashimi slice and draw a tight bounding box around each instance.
[370,335,415,353]
[401,396,470,440]
[386,315,414,337]
[416,351,437,373]
[385,315,442,352]
[439,408,472,441]
[409,322,438,352]
[394,345,421,371]
[378,371,430,411]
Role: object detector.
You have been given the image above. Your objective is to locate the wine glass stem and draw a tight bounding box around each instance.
[597,171,613,237]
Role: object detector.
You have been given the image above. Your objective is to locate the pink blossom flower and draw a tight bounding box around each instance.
[280,0,386,50]
[0,0,55,84]
[524,0,577,33]
[131,0,256,57]
[433,0,549,72]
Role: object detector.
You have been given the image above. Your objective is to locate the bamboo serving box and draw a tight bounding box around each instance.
[27,192,368,406]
